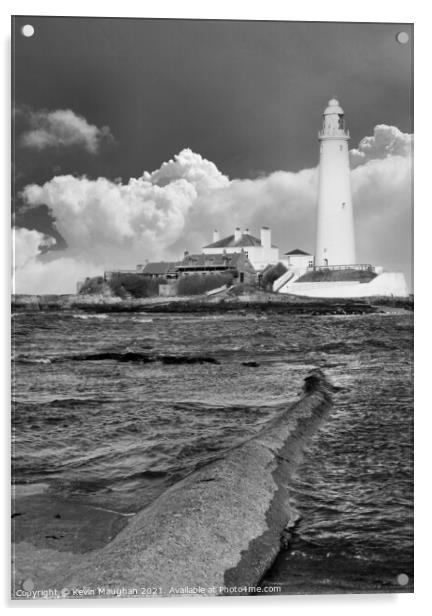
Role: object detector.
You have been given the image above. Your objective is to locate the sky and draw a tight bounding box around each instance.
[12,17,413,293]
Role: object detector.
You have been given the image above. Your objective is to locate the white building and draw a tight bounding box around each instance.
[202,227,279,272]
[280,248,314,270]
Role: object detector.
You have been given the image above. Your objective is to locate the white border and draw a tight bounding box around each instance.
[2,1,429,614]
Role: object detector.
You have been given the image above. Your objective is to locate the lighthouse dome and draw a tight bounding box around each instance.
[324,98,344,115]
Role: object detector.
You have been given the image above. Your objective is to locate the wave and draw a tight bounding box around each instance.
[123,469,168,481]
[54,351,220,365]
[12,350,221,366]
[71,314,109,320]
[160,355,219,365]
[12,356,52,364]
[316,338,399,354]
[13,396,109,409]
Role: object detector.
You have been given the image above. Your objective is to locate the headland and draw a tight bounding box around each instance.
[12,286,413,316]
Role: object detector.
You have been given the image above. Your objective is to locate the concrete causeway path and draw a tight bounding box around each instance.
[12,371,334,600]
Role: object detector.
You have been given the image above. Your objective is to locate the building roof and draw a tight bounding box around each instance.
[203,233,264,249]
[141,261,179,275]
[284,248,311,256]
[178,252,247,269]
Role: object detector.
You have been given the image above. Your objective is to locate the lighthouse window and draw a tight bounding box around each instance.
[342,202,346,209]
[339,145,343,151]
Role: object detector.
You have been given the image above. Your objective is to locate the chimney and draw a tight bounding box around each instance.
[245,228,250,235]
[213,229,220,243]
[260,226,271,250]
[234,227,242,242]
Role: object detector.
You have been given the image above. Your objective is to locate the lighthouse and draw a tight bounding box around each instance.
[315,98,356,266]
[273,96,408,298]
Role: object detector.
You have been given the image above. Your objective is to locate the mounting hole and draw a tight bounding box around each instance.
[21,24,34,38]
[396,31,409,44]
[22,578,34,591]
[396,573,409,586]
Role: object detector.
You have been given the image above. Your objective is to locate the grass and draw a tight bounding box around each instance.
[79,274,167,298]
[296,268,377,284]
[177,274,233,296]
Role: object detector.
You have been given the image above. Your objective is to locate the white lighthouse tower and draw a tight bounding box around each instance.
[273,96,409,298]
[315,98,356,267]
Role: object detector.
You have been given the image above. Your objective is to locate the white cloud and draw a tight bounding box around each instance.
[350,124,413,168]
[143,147,229,192]
[176,167,318,255]
[12,227,99,295]
[18,108,113,153]
[13,227,53,271]
[351,153,412,276]
[20,151,210,266]
[13,126,413,294]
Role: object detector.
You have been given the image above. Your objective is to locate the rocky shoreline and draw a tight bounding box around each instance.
[11,292,413,316]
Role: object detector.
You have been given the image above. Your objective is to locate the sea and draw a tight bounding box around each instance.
[11,309,414,594]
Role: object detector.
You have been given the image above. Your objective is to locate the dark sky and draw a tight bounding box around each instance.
[12,17,413,237]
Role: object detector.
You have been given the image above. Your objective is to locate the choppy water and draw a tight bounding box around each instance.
[12,310,413,593]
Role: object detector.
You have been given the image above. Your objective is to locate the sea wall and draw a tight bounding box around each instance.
[277,272,409,298]
[12,371,334,599]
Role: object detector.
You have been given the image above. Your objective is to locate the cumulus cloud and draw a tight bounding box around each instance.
[143,148,229,192]
[351,153,412,276]
[18,108,113,153]
[13,227,54,271]
[174,167,318,256]
[13,126,413,294]
[350,124,413,168]
[12,227,100,295]
[20,150,221,266]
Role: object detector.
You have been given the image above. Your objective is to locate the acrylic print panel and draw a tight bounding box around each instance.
[11,16,413,600]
